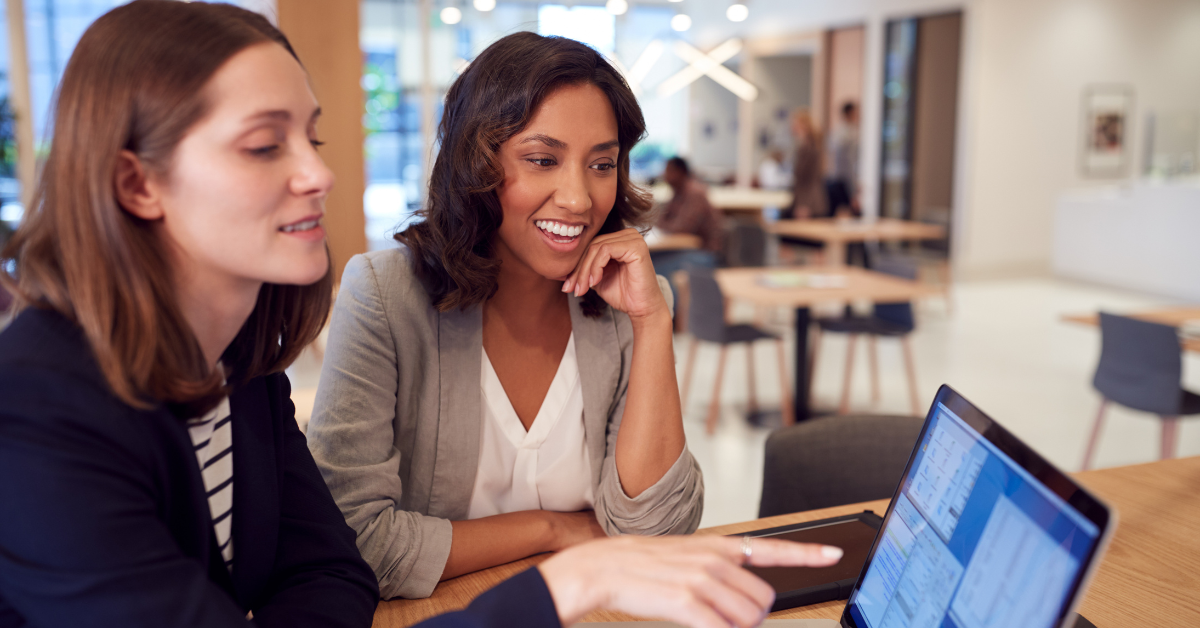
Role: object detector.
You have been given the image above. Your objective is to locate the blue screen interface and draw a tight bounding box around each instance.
[846,403,1100,628]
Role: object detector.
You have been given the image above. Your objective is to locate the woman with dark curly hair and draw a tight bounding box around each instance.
[306,32,704,599]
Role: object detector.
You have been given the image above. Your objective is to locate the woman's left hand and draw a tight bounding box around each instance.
[563,228,668,321]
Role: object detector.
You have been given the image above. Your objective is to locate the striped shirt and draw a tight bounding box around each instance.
[188,397,234,572]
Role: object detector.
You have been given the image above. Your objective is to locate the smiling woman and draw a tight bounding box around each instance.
[306,32,705,601]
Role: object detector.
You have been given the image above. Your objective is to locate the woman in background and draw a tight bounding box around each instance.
[789,109,827,219]
[307,32,703,600]
[0,3,841,628]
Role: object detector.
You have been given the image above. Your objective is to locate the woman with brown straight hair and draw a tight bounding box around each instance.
[0,1,383,625]
[306,31,704,599]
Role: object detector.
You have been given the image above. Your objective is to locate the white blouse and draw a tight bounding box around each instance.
[467,333,594,519]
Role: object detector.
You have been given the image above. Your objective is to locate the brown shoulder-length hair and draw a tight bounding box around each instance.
[0,0,332,416]
[396,32,653,317]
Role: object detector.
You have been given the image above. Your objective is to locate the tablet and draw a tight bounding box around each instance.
[734,511,883,611]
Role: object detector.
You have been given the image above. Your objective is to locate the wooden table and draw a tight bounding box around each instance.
[768,218,947,266]
[373,456,1200,627]
[1062,306,1200,353]
[651,184,793,222]
[644,232,702,252]
[715,266,941,421]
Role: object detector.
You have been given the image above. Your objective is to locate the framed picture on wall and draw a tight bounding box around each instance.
[1081,85,1134,177]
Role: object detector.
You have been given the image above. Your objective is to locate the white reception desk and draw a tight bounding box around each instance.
[1053,181,1200,302]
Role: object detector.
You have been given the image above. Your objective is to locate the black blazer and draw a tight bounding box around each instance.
[0,308,563,628]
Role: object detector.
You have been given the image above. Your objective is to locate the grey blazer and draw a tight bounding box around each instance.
[307,247,704,600]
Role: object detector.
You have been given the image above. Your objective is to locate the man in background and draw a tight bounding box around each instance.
[658,156,721,253]
[651,157,722,324]
[826,101,860,215]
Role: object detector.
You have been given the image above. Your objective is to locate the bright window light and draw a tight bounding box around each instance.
[473,0,496,11]
[606,0,628,16]
[440,6,462,24]
[726,3,749,22]
[539,5,616,55]
[670,14,692,31]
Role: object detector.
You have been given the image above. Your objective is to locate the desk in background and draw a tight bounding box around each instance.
[644,231,702,252]
[373,456,1200,627]
[651,184,792,222]
[768,219,947,267]
[715,267,940,422]
[1062,306,1200,353]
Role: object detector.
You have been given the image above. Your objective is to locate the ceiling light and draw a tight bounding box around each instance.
[668,0,683,3]
[658,39,759,101]
[606,0,628,15]
[726,3,749,21]
[473,0,495,11]
[671,14,691,31]
[440,6,462,24]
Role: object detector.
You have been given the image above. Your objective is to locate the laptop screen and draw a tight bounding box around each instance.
[844,398,1104,628]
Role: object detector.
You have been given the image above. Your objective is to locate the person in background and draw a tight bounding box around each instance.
[650,156,722,305]
[788,109,827,220]
[0,4,846,628]
[658,156,722,253]
[826,101,861,216]
[757,148,792,192]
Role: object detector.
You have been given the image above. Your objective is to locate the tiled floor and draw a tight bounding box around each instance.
[289,277,1200,530]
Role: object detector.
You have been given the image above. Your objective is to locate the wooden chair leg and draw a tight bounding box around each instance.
[775,338,793,426]
[1082,399,1108,471]
[838,334,858,415]
[1161,416,1180,460]
[681,337,699,408]
[868,336,880,405]
[901,336,920,416]
[745,342,757,413]
[808,329,823,397]
[707,345,728,435]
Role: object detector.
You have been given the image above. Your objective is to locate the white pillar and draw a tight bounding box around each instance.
[857,14,885,220]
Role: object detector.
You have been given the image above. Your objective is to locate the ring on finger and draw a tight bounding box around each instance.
[740,536,753,565]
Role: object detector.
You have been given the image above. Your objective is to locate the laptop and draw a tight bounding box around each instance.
[578,385,1116,628]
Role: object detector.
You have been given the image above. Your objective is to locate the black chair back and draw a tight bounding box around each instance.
[725,224,766,267]
[1094,312,1184,415]
[759,415,925,516]
[871,255,917,331]
[686,268,727,344]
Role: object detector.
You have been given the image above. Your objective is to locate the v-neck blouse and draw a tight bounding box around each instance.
[467,333,594,519]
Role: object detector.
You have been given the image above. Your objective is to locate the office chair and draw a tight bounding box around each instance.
[1083,312,1200,469]
[681,268,792,434]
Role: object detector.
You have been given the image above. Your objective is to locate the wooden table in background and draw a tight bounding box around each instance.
[644,232,702,252]
[372,457,1200,627]
[715,266,941,422]
[1062,306,1200,353]
[651,184,792,222]
[768,218,947,267]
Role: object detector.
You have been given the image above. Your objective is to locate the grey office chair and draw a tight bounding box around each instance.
[681,268,791,434]
[724,223,767,267]
[758,415,925,517]
[1082,312,1200,469]
[812,255,921,415]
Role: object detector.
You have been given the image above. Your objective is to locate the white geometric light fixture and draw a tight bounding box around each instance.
[657,38,758,102]
[473,0,495,11]
[670,14,692,31]
[440,6,463,24]
[726,3,749,22]
[606,0,628,15]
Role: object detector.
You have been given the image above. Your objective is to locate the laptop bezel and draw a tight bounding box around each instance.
[838,384,1117,628]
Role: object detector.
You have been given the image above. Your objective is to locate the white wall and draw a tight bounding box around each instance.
[959,0,1200,277]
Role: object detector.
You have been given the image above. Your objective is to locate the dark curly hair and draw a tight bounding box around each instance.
[396,32,652,317]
